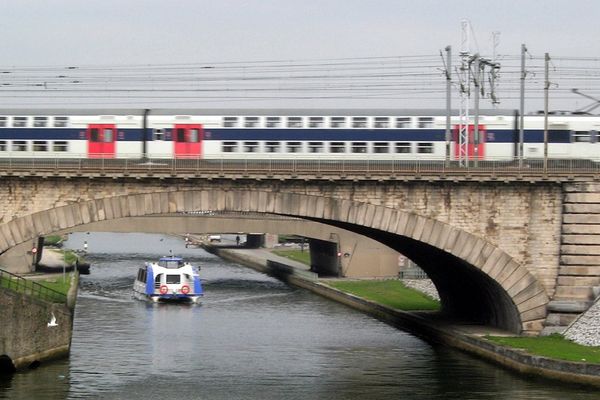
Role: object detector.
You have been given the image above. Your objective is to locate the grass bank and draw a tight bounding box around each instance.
[272,249,311,266]
[0,274,70,303]
[486,334,600,363]
[327,279,440,311]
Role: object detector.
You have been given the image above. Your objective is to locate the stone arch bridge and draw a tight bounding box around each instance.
[0,176,599,335]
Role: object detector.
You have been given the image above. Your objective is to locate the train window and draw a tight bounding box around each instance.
[418,117,434,128]
[309,117,324,128]
[265,142,280,152]
[103,129,114,143]
[33,141,48,152]
[54,117,69,127]
[266,117,281,128]
[13,117,27,128]
[330,142,346,153]
[222,141,238,152]
[417,142,434,153]
[0,141,6,151]
[572,130,591,142]
[287,142,302,153]
[351,142,367,153]
[223,117,238,128]
[395,117,411,128]
[0,117,6,127]
[352,117,367,128]
[90,128,100,142]
[12,141,27,151]
[287,117,303,128]
[330,117,345,128]
[374,142,389,153]
[34,117,48,127]
[308,142,324,153]
[53,141,68,152]
[374,117,390,128]
[395,142,411,153]
[592,130,599,143]
[243,141,259,152]
[244,117,259,128]
[153,129,165,141]
[189,129,200,143]
[176,128,185,142]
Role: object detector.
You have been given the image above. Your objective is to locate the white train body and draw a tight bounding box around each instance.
[0,109,598,162]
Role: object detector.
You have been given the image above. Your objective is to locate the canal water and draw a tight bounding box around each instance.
[0,233,596,399]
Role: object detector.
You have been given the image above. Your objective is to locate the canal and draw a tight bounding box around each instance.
[0,233,595,399]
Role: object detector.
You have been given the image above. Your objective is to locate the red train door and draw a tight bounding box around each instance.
[173,124,203,158]
[453,124,486,159]
[87,124,116,158]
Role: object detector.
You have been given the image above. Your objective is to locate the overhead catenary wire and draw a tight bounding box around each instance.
[0,54,599,110]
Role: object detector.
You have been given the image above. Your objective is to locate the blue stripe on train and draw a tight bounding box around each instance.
[0,128,572,143]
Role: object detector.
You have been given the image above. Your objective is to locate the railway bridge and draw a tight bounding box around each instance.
[0,160,599,335]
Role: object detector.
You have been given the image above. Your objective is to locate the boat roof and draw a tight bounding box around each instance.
[159,256,183,262]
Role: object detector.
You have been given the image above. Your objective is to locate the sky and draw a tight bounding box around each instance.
[1,0,600,110]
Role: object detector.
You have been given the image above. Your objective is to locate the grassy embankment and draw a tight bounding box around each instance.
[272,249,311,265]
[271,247,599,362]
[0,274,70,302]
[485,334,600,363]
[272,248,439,311]
[328,279,441,311]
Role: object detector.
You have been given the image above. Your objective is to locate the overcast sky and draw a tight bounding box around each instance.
[2,1,599,109]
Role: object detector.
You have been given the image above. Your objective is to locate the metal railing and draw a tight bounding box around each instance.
[0,268,67,303]
[0,154,598,179]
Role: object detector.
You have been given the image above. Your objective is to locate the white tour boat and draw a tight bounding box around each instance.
[133,256,203,303]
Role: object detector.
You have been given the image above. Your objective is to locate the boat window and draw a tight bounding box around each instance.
[166,275,181,284]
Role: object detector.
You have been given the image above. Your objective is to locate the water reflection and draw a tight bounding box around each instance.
[0,233,596,399]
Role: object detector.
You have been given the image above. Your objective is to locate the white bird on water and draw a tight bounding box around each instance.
[47,313,58,327]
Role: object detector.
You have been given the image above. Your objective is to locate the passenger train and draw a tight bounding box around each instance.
[0,109,598,161]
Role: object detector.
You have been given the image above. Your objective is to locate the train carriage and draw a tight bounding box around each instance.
[0,108,598,163]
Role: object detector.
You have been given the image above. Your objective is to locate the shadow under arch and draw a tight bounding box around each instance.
[0,189,549,334]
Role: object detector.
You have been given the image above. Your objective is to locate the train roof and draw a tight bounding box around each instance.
[0,108,517,116]
[0,108,597,117]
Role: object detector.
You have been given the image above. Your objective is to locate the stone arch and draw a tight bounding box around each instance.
[0,189,549,334]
